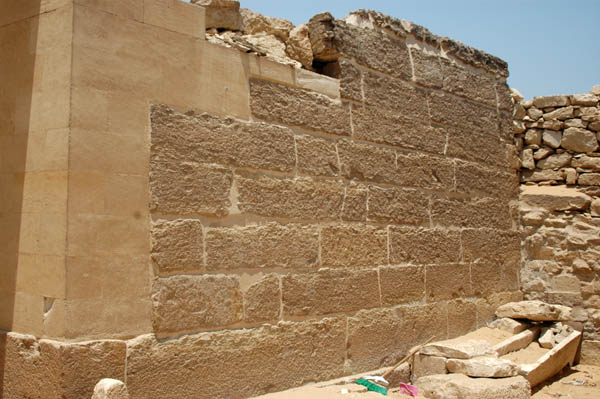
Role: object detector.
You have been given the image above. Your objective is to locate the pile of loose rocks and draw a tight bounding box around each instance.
[191,0,314,69]
[513,85,600,186]
[414,300,582,399]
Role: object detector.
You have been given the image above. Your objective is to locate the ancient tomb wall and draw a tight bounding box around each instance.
[2,2,522,398]
[513,88,600,364]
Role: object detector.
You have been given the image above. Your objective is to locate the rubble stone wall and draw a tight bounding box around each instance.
[2,2,522,399]
[514,87,600,364]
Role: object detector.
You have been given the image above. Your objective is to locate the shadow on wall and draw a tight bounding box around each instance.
[1,0,43,395]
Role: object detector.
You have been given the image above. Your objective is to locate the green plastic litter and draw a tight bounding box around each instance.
[356,378,388,396]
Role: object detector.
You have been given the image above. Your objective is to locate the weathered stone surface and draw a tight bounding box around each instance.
[285,24,312,69]
[420,332,502,359]
[489,318,530,334]
[151,105,296,172]
[3,333,126,399]
[337,139,396,184]
[295,135,339,177]
[564,118,587,128]
[539,327,555,349]
[249,78,350,136]
[521,169,565,183]
[571,93,598,106]
[338,58,362,101]
[521,148,535,169]
[579,173,600,186]
[591,85,600,96]
[428,91,498,135]
[496,300,572,321]
[282,268,380,316]
[411,354,447,380]
[543,106,574,121]
[346,308,413,372]
[151,219,203,274]
[521,185,591,211]
[561,127,599,152]
[389,227,460,265]
[362,71,428,118]
[379,265,425,306]
[455,161,519,199]
[448,299,478,338]
[150,162,232,216]
[196,0,242,30]
[126,318,346,399]
[237,174,344,220]
[440,57,497,107]
[417,374,530,399]
[395,153,455,190]
[241,8,293,41]
[446,357,519,377]
[573,155,600,170]
[307,12,340,62]
[592,199,600,216]
[410,48,442,88]
[542,129,562,148]
[206,223,319,270]
[351,104,446,154]
[242,33,289,61]
[446,128,507,167]
[368,186,429,226]
[432,196,512,230]
[426,264,472,301]
[533,95,570,108]
[91,379,129,399]
[341,183,368,222]
[244,274,281,323]
[152,275,243,334]
[525,129,542,146]
[462,228,520,264]
[320,224,387,267]
[537,152,572,169]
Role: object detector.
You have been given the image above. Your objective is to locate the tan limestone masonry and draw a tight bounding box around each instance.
[1,1,524,398]
[512,87,600,365]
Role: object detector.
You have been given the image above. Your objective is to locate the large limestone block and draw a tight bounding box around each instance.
[195,0,242,30]
[281,268,380,316]
[428,90,499,135]
[571,93,598,106]
[126,318,346,398]
[420,328,511,359]
[455,161,519,199]
[543,106,574,121]
[151,275,243,334]
[150,104,296,173]
[579,173,600,186]
[249,78,351,137]
[205,223,319,270]
[412,353,447,380]
[489,318,530,334]
[446,357,519,377]
[3,333,126,399]
[520,185,591,211]
[240,8,293,41]
[236,174,344,220]
[151,219,203,274]
[379,265,425,306]
[495,300,572,321]
[336,138,396,184]
[572,155,600,170]
[295,134,338,177]
[533,95,570,108]
[389,227,460,265]
[417,374,530,399]
[91,379,129,399]
[367,186,429,226]
[244,274,281,323]
[285,24,313,69]
[362,71,428,118]
[536,153,571,169]
[561,127,599,152]
[431,196,512,230]
[320,224,387,267]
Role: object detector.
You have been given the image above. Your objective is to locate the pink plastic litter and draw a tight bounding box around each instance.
[398,382,418,397]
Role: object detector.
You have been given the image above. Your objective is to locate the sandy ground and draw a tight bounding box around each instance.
[254,363,600,399]
[532,364,600,399]
[502,342,550,364]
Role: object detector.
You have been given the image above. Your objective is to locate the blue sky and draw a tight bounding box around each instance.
[197,1,600,100]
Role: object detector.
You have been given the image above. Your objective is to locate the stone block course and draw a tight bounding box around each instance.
[379,265,425,306]
[410,47,443,89]
[395,152,455,190]
[244,274,281,323]
[250,78,351,136]
[389,227,461,265]
[362,71,428,119]
[295,134,339,177]
[431,196,512,230]
[320,224,388,267]
[282,268,380,316]
[440,57,498,108]
[237,174,345,220]
[426,264,472,302]
[428,91,499,135]
[151,219,204,274]
[151,275,243,334]
[150,162,233,216]
[150,104,296,173]
[205,223,319,270]
[337,138,397,184]
[368,186,430,226]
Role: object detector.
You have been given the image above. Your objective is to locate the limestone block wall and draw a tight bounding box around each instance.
[514,87,600,364]
[2,3,521,398]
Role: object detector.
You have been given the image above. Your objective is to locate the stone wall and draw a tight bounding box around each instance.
[514,86,600,364]
[2,2,522,398]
